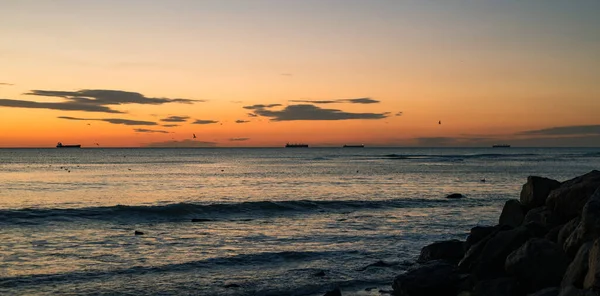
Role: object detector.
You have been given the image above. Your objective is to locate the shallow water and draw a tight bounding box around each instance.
[1,147,599,295]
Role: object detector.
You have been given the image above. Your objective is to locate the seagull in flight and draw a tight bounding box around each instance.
[193,133,196,139]
[439,120,441,125]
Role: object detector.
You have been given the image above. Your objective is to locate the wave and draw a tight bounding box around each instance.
[0,198,457,224]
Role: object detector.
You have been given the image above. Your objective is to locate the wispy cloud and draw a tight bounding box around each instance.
[252,104,388,121]
[229,138,250,141]
[162,124,180,127]
[247,113,258,117]
[289,97,380,105]
[243,104,282,110]
[58,116,157,126]
[518,125,600,136]
[235,120,250,123]
[395,112,403,116]
[134,128,169,133]
[0,89,202,113]
[160,116,189,122]
[192,119,219,125]
[145,139,217,147]
[0,83,14,86]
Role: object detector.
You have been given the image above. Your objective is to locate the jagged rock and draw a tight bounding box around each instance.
[584,238,600,291]
[546,224,564,243]
[562,242,593,289]
[563,187,600,256]
[521,176,561,209]
[134,230,144,235]
[392,260,459,296]
[418,239,464,264]
[472,277,521,296]
[528,287,560,296]
[323,287,342,296]
[499,199,526,227]
[464,225,501,252]
[559,218,581,248]
[546,170,600,224]
[524,207,554,227]
[505,238,569,292]
[558,286,597,296]
[446,193,466,199]
[469,223,546,280]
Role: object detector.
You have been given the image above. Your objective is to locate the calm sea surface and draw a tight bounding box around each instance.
[1,147,599,295]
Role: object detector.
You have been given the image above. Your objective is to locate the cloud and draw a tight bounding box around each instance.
[160,116,189,122]
[229,138,250,141]
[162,124,180,127]
[253,104,388,121]
[289,97,380,104]
[281,73,293,77]
[58,116,157,126]
[235,120,250,123]
[192,119,219,125]
[518,125,600,136]
[0,89,202,113]
[395,112,403,116]
[0,83,14,86]
[134,128,169,133]
[243,104,282,110]
[230,100,244,104]
[247,113,258,117]
[0,98,123,113]
[145,139,217,147]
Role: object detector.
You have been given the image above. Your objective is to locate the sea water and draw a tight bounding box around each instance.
[1,147,599,295]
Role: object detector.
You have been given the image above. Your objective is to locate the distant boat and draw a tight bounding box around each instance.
[492,144,511,148]
[56,142,81,148]
[285,143,309,148]
[343,144,364,148]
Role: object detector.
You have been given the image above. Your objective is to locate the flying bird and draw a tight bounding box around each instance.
[439,121,441,125]
[193,133,196,139]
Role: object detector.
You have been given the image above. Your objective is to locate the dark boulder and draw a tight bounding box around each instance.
[134,230,144,235]
[469,223,546,281]
[546,224,564,243]
[191,218,213,222]
[524,206,554,228]
[528,287,559,296]
[446,193,466,199]
[499,199,526,227]
[521,176,561,209]
[472,277,521,296]
[505,238,569,292]
[464,225,501,252]
[392,260,459,296]
[418,239,465,264]
[563,187,600,256]
[558,286,597,296]
[584,238,600,291]
[323,287,342,296]
[562,242,593,289]
[559,217,581,249]
[546,170,600,224]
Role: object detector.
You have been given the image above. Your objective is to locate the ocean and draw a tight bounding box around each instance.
[1,147,599,295]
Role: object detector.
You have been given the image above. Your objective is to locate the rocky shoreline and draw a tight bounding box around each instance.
[389,170,600,296]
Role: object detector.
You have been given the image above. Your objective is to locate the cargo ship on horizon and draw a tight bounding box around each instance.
[56,142,81,148]
[285,143,309,148]
[492,144,511,148]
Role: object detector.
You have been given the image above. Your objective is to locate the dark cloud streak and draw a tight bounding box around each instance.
[160,116,189,122]
[192,119,219,125]
[253,104,388,121]
[58,116,157,126]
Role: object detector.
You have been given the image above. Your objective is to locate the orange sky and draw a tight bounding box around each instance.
[1,1,599,147]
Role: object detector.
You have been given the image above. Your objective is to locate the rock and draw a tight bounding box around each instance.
[314,270,326,277]
[546,170,600,224]
[224,283,240,288]
[559,218,581,248]
[134,230,144,235]
[563,187,600,256]
[446,193,466,199]
[521,176,561,209]
[499,199,526,227]
[472,277,521,296]
[546,224,564,243]
[191,218,213,222]
[323,287,342,296]
[469,223,545,280]
[528,287,559,296]
[562,242,593,289]
[505,238,569,292]
[357,260,397,271]
[524,206,554,227]
[465,225,501,252]
[584,238,600,290]
[558,286,597,296]
[392,260,459,296]
[418,239,465,264]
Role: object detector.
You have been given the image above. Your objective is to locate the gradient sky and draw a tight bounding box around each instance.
[1,0,599,147]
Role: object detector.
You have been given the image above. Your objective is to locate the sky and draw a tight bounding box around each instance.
[1,0,599,147]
